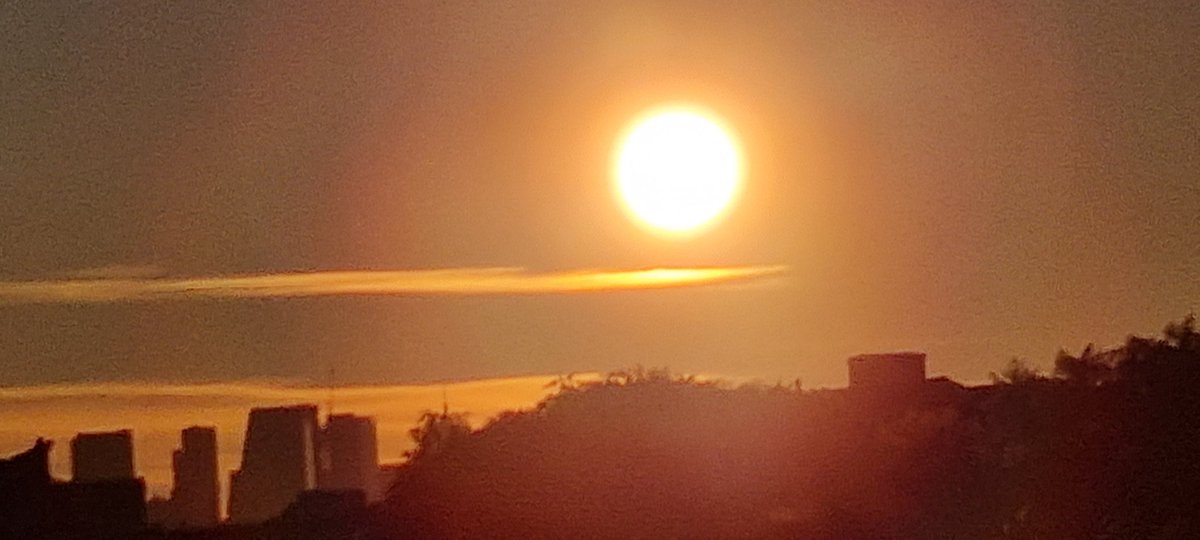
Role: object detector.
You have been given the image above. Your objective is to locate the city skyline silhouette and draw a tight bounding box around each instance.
[0,348,1044,529]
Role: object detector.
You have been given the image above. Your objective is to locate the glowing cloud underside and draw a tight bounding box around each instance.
[0,266,786,304]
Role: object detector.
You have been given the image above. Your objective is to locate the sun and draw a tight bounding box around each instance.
[613,106,742,235]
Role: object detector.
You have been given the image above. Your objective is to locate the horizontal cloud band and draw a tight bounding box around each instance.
[0,266,786,304]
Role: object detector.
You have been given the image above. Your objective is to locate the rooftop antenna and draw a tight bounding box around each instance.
[326,364,336,423]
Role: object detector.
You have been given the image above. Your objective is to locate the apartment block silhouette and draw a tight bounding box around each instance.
[228,405,319,524]
[319,414,381,501]
[71,430,134,482]
[171,426,219,527]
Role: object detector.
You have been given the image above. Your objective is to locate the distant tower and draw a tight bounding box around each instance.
[228,405,319,524]
[71,430,135,482]
[170,426,219,528]
[318,414,381,501]
[847,352,927,395]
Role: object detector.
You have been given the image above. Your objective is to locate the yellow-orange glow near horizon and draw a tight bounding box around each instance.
[614,107,742,235]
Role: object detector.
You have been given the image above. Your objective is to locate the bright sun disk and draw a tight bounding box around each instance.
[613,107,742,235]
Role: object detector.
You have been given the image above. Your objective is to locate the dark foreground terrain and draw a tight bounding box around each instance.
[10,317,1200,539]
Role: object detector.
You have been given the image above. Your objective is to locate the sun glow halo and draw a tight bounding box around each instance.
[614,107,742,235]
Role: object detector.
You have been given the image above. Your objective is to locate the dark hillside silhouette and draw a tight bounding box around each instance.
[378,318,1200,538]
[5,318,1200,538]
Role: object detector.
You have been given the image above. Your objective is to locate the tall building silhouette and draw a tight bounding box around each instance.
[228,405,319,524]
[71,429,134,482]
[170,426,219,528]
[319,414,380,501]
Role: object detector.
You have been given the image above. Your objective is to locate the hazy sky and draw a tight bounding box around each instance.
[2,1,1198,388]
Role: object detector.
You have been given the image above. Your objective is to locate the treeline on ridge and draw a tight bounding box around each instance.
[376,316,1200,538]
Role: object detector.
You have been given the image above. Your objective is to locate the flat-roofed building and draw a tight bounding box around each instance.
[848,352,927,391]
[319,414,380,501]
[228,405,319,524]
[71,430,134,482]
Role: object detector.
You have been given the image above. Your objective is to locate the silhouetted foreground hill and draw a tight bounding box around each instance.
[10,318,1200,539]
[375,319,1200,539]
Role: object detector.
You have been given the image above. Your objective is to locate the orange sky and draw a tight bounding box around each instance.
[1,3,1196,402]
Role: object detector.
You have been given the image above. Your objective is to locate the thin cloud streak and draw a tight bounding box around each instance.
[0,266,787,304]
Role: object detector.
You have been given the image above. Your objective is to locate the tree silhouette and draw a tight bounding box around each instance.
[403,410,470,462]
[1053,343,1117,385]
[1163,314,1199,351]
[991,357,1044,384]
